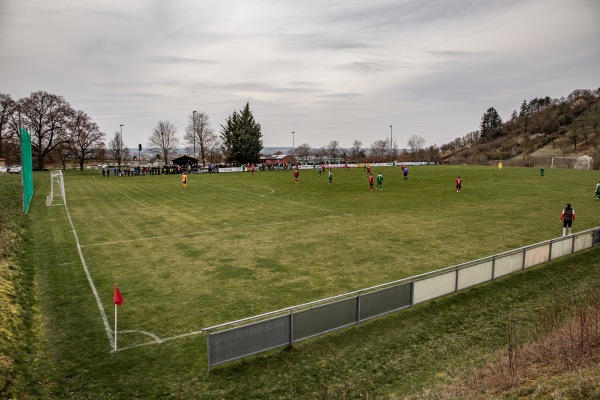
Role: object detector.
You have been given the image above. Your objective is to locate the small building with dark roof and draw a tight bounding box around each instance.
[172,155,199,166]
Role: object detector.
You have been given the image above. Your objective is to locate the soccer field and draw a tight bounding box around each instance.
[34,165,600,354]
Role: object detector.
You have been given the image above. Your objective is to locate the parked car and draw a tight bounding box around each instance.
[8,165,22,174]
[0,166,8,173]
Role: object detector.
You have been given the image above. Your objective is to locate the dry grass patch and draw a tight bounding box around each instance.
[432,291,600,399]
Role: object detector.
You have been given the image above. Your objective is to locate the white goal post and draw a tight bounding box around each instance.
[551,156,593,170]
[46,170,66,206]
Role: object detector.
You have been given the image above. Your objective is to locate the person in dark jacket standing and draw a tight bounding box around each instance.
[560,203,575,236]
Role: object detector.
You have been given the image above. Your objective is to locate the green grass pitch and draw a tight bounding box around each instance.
[24,164,600,397]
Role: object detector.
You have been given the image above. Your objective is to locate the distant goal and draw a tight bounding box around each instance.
[551,156,593,170]
[46,170,66,206]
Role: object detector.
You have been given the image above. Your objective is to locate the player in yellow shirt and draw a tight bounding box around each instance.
[181,172,188,190]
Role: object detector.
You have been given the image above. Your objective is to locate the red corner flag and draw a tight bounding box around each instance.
[114,284,124,306]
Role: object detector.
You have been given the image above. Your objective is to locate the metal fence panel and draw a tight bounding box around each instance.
[457,260,493,290]
[524,244,550,269]
[413,271,456,304]
[494,252,524,278]
[293,297,357,341]
[574,232,593,251]
[208,315,290,368]
[359,283,412,321]
[204,227,600,369]
[550,238,573,259]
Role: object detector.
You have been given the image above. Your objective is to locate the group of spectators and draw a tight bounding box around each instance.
[101,165,187,177]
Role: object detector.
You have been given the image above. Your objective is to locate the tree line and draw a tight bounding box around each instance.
[0,92,265,169]
[441,88,600,163]
[0,91,104,170]
[291,136,440,164]
[1,91,444,169]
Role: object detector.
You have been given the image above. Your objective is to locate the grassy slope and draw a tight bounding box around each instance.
[0,175,37,398]
[8,166,600,398]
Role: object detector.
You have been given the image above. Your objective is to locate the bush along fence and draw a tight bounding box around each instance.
[202,227,600,370]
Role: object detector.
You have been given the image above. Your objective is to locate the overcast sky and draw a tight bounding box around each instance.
[1,0,598,150]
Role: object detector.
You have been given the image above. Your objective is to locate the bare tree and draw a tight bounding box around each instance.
[148,120,179,164]
[185,111,217,166]
[389,138,399,162]
[555,137,570,155]
[370,139,388,161]
[407,135,426,160]
[426,144,441,164]
[109,131,127,166]
[519,133,534,162]
[54,141,72,170]
[326,140,339,160]
[315,146,327,162]
[569,129,580,151]
[351,140,363,160]
[68,110,105,170]
[206,142,223,165]
[95,142,107,164]
[0,93,18,159]
[19,91,74,169]
[295,143,312,164]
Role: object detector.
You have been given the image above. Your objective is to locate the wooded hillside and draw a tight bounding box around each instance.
[441,88,600,167]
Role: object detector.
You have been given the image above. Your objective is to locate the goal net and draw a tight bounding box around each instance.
[551,156,593,170]
[46,170,66,206]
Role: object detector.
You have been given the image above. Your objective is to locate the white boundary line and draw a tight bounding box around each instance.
[65,197,205,352]
[256,186,275,197]
[63,202,115,349]
[62,177,353,351]
[68,206,154,215]
[113,329,205,352]
[115,188,148,208]
[121,329,163,343]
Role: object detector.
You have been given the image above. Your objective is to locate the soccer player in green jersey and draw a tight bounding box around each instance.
[376,172,383,190]
[595,180,600,201]
[328,169,333,185]
[539,165,545,178]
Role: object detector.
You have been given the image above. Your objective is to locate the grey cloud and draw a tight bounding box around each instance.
[335,59,391,73]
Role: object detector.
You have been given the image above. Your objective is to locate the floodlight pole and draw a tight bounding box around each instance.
[120,124,124,167]
[390,125,393,162]
[292,131,295,163]
[193,110,197,159]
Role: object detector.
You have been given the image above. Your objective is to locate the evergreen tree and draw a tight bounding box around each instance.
[480,107,503,141]
[519,100,530,117]
[220,102,263,164]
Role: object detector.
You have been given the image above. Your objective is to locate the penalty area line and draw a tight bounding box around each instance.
[115,188,149,208]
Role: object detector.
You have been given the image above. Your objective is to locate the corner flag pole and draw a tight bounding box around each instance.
[113,284,124,351]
